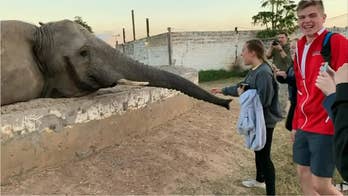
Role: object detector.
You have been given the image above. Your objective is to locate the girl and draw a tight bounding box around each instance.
[211,39,282,195]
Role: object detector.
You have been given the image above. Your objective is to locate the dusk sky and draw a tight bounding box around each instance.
[1,0,347,44]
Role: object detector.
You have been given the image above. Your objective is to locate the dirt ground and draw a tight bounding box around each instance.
[1,79,345,195]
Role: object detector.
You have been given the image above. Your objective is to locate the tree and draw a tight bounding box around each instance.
[73,16,93,33]
[252,0,297,38]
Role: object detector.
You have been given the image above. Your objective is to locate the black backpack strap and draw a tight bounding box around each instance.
[321,31,335,63]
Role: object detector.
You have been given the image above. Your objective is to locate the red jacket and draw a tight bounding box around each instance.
[293,29,348,135]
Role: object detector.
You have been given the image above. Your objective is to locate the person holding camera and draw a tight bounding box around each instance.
[211,39,282,195]
[266,32,292,71]
[266,32,292,117]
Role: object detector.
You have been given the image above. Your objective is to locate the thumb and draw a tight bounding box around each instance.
[326,66,335,78]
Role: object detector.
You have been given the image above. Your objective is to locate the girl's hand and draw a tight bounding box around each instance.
[211,88,222,94]
[335,63,348,84]
[276,70,287,79]
[315,69,336,96]
[237,86,245,96]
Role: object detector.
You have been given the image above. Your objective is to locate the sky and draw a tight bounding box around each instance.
[1,0,347,45]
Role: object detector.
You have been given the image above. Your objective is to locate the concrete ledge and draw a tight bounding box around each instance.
[1,66,198,184]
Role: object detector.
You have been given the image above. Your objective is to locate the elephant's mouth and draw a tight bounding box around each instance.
[63,56,100,92]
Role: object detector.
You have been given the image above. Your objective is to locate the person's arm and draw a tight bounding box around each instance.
[285,67,296,87]
[255,71,274,108]
[275,69,287,83]
[221,85,239,97]
[279,45,292,67]
[276,75,287,83]
[332,83,348,181]
[322,93,336,120]
[266,45,274,59]
[292,64,299,132]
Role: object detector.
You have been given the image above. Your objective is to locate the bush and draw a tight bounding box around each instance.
[198,69,248,82]
[256,29,278,39]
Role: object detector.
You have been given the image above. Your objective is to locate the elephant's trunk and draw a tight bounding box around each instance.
[114,55,232,109]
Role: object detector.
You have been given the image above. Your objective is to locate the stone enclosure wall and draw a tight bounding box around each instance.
[118,30,257,70]
[0,66,198,184]
[118,27,348,71]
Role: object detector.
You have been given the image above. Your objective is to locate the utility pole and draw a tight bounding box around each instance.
[122,28,126,43]
[131,10,136,40]
[122,28,126,53]
[167,27,172,66]
[146,18,150,38]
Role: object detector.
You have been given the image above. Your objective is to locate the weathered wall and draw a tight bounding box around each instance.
[118,30,257,70]
[118,33,170,66]
[171,31,257,70]
[0,66,198,184]
[117,27,348,71]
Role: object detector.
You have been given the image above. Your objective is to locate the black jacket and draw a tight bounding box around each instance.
[332,83,348,181]
[276,65,296,104]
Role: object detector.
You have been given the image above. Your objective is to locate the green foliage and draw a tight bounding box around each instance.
[252,0,297,38]
[198,69,248,82]
[256,29,278,39]
[73,16,93,33]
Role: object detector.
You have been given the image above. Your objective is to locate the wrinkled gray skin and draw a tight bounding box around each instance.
[1,20,231,108]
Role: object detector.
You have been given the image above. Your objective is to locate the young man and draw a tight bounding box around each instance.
[292,0,348,195]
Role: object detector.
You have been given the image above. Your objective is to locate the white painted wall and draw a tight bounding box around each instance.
[118,33,170,66]
[117,27,347,71]
[171,31,257,70]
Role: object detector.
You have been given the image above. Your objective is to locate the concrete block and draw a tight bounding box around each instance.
[1,66,198,184]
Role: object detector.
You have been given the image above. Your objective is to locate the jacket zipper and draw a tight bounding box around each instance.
[325,116,330,123]
[300,79,309,129]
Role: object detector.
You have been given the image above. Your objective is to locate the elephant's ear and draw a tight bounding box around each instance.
[39,22,45,26]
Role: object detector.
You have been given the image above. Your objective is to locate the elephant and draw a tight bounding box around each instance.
[1,20,231,109]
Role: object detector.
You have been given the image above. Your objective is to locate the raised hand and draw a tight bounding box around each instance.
[315,70,336,96]
[335,63,348,85]
[211,88,222,94]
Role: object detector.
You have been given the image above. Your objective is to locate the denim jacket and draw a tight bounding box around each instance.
[237,89,266,151]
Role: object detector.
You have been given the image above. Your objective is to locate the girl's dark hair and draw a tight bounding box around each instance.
[245,39,265,60]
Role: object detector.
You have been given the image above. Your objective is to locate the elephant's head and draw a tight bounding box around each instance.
[33,20,231,109]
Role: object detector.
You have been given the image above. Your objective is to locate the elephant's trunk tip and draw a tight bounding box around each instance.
[223,99,233,110]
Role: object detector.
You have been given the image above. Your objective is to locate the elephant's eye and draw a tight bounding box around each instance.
[80,50,89,57]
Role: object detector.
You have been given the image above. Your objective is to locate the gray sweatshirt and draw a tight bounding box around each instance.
[222,63,282,128]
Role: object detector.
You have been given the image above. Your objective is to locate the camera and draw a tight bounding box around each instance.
[239,82,250,91]
[272,39,280,46]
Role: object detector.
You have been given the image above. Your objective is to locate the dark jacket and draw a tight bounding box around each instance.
[323,93,336,120]
[332,83,348,181]
[276,65,297,131]
[221,63,282,128]
[276,65,296,104]
[322,83,348,181]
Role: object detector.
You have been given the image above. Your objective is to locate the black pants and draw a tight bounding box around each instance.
[255,127,275,195]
